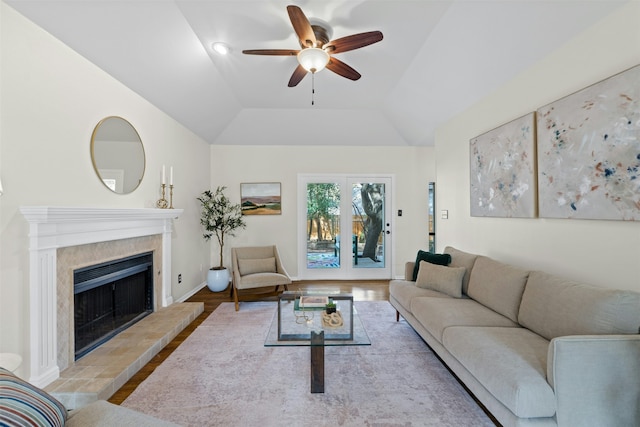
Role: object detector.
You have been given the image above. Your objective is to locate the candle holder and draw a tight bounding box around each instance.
[156,184,169,209]
[169,184,174,209]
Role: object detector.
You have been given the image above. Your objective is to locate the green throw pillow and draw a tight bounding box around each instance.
[412,250,452,281]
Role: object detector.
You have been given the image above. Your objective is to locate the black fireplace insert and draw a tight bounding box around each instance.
[73,252,154,360]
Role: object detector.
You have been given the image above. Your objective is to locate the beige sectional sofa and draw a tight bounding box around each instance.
[389,246,640,427]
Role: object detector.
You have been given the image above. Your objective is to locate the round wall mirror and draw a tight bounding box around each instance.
[91,116,145,194]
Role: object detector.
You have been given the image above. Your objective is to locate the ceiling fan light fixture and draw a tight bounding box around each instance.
[211,42,230,55]
[297,47,329,73]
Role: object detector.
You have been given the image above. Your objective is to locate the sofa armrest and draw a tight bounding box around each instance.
[273,246,291,280]
[66,400,180,426]
[548,335,640,427]
[404,262,415,281]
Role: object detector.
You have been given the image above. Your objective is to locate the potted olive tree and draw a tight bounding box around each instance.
[197,186,246,292]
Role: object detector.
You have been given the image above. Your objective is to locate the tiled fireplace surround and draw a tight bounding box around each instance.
[20,207,185,388]
[56,235,163,372]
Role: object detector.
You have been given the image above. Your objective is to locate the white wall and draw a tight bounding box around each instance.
[435,1,640,291]
[210,145,435,278]
[0,3,211,377]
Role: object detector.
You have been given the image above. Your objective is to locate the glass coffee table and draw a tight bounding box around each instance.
[265,291,371,393]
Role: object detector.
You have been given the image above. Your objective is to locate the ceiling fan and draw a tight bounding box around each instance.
[242,5,383,87]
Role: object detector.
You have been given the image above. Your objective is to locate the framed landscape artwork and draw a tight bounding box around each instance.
[240,182,282,215]
[537,64,640,220]
[469,112,537,218]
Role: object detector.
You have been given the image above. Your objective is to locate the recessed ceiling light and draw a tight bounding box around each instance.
[211,42,230,55]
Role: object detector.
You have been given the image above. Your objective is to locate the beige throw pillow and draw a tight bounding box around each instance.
[415,261,465,298]
[238,257,276,275]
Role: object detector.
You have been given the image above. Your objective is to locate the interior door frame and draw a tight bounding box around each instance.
[297,173,394,280]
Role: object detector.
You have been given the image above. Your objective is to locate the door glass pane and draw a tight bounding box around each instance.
[306,183,340,269]
[352,183,385,268]
[428,182,436,252]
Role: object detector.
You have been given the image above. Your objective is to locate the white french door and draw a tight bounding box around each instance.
[298,174,393,280]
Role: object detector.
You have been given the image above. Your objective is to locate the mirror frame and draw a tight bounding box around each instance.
[90,116,145,194]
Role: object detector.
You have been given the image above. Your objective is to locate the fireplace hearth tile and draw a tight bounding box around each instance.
[44,301,203,410]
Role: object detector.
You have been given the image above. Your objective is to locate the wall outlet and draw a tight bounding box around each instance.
[441,210,449,219]
[178,273,182,284]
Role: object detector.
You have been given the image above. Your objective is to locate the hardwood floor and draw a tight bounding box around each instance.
[108,280,390,404]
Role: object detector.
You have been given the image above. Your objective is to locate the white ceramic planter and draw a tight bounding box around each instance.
[207,268,230,292]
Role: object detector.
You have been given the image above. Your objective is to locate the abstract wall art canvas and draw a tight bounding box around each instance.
[537,64,640,220]
[470,112,536,218]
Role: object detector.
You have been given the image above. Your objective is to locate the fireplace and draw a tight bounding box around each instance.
[74,252,154,359]
[20,206,183,387]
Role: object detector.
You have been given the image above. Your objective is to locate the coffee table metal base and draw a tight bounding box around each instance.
[310,331,325,393]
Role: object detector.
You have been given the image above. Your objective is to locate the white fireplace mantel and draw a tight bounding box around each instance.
[20,206,183,387]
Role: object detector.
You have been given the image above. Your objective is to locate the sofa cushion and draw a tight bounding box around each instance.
[443,326,556,418]
[0,367,67,427]
[467,256,529,323]
[389,280,452,312]
[411,250,451,281]
[443,246,478,295]
[236,272,290,290]
[415,261,465,298]
[519,271,640,340]
[238,257,276,275]
[411,297,518,343]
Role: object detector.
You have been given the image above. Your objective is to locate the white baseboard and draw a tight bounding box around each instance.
[176,281,208,303]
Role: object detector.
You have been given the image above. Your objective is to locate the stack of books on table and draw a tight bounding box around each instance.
[296,295,329,310]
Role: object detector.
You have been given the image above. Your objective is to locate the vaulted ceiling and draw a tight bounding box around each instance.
[5,1,625,146]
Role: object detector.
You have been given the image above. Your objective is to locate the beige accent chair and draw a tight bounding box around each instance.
[231,245,291,311]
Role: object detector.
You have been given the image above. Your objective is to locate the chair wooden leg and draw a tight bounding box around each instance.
[396,310,400,322]
[233,285,240,311]
[274,284,289,293]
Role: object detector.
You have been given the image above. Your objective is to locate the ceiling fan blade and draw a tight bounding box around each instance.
[242,49,299,56]
[324,31,383,54]
[288,64,308,87]
[326,57,361,81]
[287,5,316,48]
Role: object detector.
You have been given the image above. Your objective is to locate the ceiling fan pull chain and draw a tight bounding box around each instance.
[311,72,315,106]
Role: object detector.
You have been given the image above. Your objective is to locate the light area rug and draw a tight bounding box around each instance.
[122,301,495,426]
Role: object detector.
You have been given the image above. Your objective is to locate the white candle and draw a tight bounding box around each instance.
[170,167,173,185]
[161,165,166,184]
